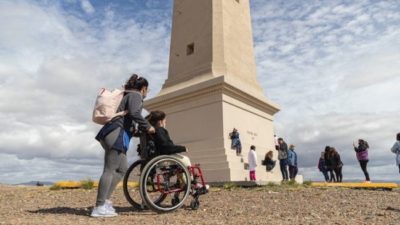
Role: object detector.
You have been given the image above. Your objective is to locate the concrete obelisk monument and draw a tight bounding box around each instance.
[145,0,284,182]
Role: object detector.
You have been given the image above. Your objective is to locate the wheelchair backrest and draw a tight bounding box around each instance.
[137,131,159,160]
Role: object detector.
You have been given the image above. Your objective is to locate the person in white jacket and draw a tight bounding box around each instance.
[248,145,258,181]
[391,133,400,174]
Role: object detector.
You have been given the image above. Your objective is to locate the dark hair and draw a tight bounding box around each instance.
[278,138,283,141]
[397,133,400,141]
[329,147,339,158]
[250,145,256,150]
[324,146,330,152]
[265,151,273,160]
[146,110,166,127]
[124,74,149,91]
[359,139,369,148]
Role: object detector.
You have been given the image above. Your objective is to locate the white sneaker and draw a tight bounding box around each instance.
[91,205,118,218]
[105,200,116,213]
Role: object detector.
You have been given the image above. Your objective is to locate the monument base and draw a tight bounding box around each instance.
[145,76,301,183]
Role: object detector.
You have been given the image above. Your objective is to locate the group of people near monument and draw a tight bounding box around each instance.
[91,74,400,218]
[235,127,400,183]
[317,134,400,183]
[317,146,344,182]
[230,130,299,182]
[274,136,298,182]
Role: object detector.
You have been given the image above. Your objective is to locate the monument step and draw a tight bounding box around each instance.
[191,160,230,170]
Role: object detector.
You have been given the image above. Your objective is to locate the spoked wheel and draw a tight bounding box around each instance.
[123,159,146,209]
[123,159,166,209]
[139,155,191,213]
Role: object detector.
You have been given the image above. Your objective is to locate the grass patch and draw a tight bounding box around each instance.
[266,182,278,187]
[303,180,312,187]
[80,178,94,190]
[49,184,61,191]
[223,182,238,191]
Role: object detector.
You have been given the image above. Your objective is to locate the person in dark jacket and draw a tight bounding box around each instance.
[287,144,298,181]
[353,139,370,182]
[263,151,276,172]
[229,128,242,156]
[324,146,335,182]
[318,152,329,182]
[92,74,155,218]
[276,138,289,181]
[327,147,343,183]
[146,110,190,166]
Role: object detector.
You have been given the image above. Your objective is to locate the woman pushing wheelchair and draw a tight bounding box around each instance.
[92,74,155,218]
[92,74,208,217]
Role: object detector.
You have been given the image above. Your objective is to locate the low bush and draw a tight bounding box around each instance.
[223,182,238,190]
[49,184,61,191]
[81,178,94,190]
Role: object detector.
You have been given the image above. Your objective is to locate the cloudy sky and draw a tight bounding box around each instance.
[0,0,399,184]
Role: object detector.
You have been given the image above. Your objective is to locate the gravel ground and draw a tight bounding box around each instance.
[1,184,400,225]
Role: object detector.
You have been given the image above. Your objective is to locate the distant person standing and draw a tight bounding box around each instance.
[391,133,400,174]
[328,147,343,183]
[276,138,289,181]
[353,139,370,182]
[324,146,335,182]
[248,145,258,181]
[229,128,242,156]
[287,144,298,181]
[317,152,329,182]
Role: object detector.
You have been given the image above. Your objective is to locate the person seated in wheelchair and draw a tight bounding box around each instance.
[146,110,209,191]
[146,110,191,189]
[145,110,191,167]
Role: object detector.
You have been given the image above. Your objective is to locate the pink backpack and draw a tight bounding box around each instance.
[92,88,127,125]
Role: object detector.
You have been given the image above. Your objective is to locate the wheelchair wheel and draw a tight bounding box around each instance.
[139,155,191,213]
[123,159,166,209]
[190,199,200,210]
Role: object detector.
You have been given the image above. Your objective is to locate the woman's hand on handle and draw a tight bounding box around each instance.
[148,126,155,134]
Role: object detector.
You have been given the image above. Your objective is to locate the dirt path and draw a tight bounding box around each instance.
[1,185,400,225]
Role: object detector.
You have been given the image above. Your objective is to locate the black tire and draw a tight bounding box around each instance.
[123,159,146,209]
[190,199,200,210]
[139,155,191,213]
[123,159,166,209]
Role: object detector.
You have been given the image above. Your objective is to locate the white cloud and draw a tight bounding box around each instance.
[80,0,95,14]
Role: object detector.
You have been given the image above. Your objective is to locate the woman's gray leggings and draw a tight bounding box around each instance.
[96,128,128,206]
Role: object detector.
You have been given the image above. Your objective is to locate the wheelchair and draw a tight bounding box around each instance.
[123,131,208,213]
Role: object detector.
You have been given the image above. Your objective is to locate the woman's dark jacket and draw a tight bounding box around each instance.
[154,127,186,155]
[324,152,332,170]
[354,142,369,161]
[95,91,150,152]
[277,142,288,160]
[328,152,343,169]
[318,158,327,172]
[263,158,276,171]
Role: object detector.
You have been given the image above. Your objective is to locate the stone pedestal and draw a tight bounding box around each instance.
[146,75,285,182]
